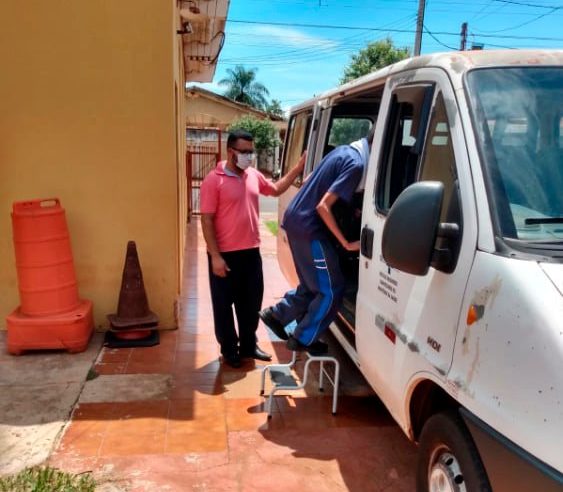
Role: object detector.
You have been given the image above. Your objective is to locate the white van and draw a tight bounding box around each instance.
[277,50,563,491]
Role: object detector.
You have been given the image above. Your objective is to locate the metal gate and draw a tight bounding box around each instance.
[186,127,222,216]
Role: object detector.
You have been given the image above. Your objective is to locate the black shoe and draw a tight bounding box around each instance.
[258,308,289,340]
[240,346,272,362]
[222,354,242,368]
[286,336,328,356]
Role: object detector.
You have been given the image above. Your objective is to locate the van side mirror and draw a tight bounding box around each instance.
[382,181,444,275]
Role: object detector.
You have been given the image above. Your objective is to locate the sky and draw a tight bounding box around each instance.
[195,0,563,111]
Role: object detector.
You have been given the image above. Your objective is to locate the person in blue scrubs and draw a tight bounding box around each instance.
[259,127,374,354]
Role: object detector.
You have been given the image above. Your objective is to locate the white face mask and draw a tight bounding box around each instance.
[235,153,254,170]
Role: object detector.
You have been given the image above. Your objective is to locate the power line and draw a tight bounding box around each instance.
[227,18,563,41]
[220,30,377,64]
[241,0,562,8]
[423,25,458,50]
[475,7,560,32]
[472,1,509,23]
[227,19,416,33]
[492,0,563,8]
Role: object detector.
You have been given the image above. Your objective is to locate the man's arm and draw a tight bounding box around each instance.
[316,191,360,252]
[201,213,230,277]
[269,151,307,197]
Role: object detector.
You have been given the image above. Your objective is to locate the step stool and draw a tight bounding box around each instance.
[259,350,340,418]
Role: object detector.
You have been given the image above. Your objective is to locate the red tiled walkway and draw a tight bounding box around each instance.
[49,217,417,491]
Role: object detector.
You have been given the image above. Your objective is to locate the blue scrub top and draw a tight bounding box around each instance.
[282,144,364,240]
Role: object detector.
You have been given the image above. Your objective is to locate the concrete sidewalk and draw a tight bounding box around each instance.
[0,332,102,475]
[1,215,417,491]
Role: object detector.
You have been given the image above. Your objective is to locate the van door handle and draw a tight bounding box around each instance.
[360,226,374,259]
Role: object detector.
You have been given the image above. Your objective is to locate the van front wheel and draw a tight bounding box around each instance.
[416,411,491,492]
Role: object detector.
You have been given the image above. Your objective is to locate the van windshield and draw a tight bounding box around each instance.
[467,67,563,245]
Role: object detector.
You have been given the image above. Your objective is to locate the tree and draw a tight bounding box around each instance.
[265,99,284,118]
[227,115,279,153]
[219,65,270,110]
[341,38,410,84]
[329,118,371,147]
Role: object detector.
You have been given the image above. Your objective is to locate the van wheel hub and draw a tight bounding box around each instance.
[429,451,467,492]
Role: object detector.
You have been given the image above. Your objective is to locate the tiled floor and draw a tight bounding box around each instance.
[49,217,417,491]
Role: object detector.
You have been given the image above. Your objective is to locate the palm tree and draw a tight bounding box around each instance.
[265,99,284,118]
[218,65,269,110]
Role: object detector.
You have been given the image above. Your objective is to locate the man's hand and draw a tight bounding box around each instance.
[211,254,230,277]
[345,240,360,252]
[296,150,307,172]
[270,150,308,196]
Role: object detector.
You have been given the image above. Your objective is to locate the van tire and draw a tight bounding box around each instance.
[416,411,491,492]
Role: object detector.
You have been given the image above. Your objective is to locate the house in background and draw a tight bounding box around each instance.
[185,86,286,215]
[185,86,286,137]
[0,0,230,332]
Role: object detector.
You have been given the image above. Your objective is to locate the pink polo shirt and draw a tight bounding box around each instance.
[200,161,276,252]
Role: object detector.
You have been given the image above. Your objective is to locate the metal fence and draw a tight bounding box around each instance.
[186,128,222,216]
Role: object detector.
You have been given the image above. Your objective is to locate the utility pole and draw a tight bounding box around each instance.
[414,0,426,56]
[460,22,468,51]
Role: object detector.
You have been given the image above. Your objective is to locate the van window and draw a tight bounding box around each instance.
[327,117,372,150]
[282,111,312,184]
[376,84,434,212]
[419,92,458,223]
[467,67,563,243]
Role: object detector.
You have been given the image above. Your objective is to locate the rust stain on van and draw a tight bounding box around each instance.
[470,276,503,309]
[462,276,502,355]
[452,377,475,399]
[449,56,466,74]
[465,337,481,388]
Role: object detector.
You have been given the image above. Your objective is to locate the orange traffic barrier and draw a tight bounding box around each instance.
[6,300,93,355]
[12,198,79,316]
[7,198,93,355]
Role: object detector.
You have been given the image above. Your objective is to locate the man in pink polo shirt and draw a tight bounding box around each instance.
[200,129,305,368]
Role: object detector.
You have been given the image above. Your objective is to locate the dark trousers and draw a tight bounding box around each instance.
[207,248,263,357]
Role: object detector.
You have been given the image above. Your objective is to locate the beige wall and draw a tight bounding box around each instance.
[0,1,180,329]
[186,94,268,129]
[174,6,188,287]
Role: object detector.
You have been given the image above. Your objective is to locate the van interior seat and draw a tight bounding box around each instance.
[332,192,363,294]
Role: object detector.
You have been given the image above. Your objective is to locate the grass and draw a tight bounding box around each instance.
[86,368,99,381]
[0,466,96,492]
[265,220,278,236]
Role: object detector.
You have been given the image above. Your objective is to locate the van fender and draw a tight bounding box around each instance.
[404,372,460,442]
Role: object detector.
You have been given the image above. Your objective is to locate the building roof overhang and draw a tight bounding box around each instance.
[178,0,229,83]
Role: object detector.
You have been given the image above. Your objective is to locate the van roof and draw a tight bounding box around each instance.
[290,49,563,112]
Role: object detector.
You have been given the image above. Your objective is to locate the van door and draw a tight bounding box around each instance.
[277,107,317,285]
[356,69,477,426]
[304,102,322,173]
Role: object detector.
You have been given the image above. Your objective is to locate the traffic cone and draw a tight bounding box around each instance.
[107,241,158,341]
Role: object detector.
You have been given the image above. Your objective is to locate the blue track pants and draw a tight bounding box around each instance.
[272,235,344,345]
